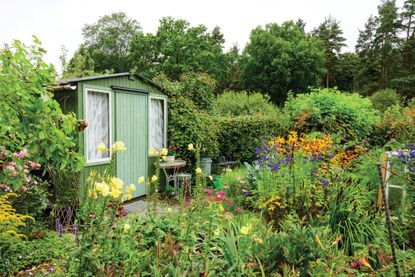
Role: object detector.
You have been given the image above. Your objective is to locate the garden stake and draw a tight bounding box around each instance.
[377,163,400,277]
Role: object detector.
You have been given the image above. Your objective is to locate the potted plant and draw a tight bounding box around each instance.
[166,145,177,162]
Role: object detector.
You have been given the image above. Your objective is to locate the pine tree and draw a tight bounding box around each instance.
[312,16,346,88]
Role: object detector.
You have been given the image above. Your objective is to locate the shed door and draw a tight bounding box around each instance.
[115,91,148,198]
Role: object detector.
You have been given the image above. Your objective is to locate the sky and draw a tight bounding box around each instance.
[0,0,406,73]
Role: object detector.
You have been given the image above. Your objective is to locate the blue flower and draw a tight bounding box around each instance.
[320,178,329,187]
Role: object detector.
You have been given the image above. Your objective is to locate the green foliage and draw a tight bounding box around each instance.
[0,232,74,276]
[130,17,229,89]
[370,89,401,112]
[155,74,219,159]
[214,114,288,162]
[335,52,359,91]
[212,91,279,116]
[0,38,84,173]
[65,12,141,76]
[240,20,325,105]
[285,88,380,141]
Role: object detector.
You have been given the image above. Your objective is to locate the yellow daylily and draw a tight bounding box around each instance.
[195,167,202,174]
[162,155,167,161]
[161,148,168,156]
[112,141,126,152]
[240,226,250,235]
[97,143,106,153]
[208,175,213,181]
[126,184,136,192]
[110,177,123,190]
[148,147,155,155]
[110,188,121,198]
[101,185,110,197]
[123,223,131,232]
[126,193,132,200]
[187,143,194,151]
[151,175,158,183]
[138,176,145,184]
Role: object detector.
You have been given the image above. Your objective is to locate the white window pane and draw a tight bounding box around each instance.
[87,91,110,161]
[150,99,165,149]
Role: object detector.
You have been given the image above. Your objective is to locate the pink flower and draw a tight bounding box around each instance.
[21,186,28,192]
[203,188,213,195]
[11,171,19,176]
[184,198,194,207]
[0,184,12,192]
[216,191,226,197]
[13,148,28,159]
[24,176,31,183]
[5,165,15,171]
[235,207,243,213]
[390,138,396,143]
[223,185,229,189]
[29,161,41,170]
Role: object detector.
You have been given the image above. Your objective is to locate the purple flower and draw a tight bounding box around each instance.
[58,224,63,237]
[320,178,329,187]
[242,189,249,196]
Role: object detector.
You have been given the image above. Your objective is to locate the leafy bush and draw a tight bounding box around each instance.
[0,38,84,173]
[377,104,415,144]
[285,88,380,142]
[212,91,279,116]
[214,114,288,162]
[370,89,401,112]
[0,232,74,276]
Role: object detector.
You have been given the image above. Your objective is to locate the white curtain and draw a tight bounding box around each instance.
[87,91,110,161]
[150,98,165,149]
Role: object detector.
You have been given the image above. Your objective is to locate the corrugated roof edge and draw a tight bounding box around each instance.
[58,72,169,94]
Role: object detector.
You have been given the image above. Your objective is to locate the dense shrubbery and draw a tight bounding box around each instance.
[0,38,84,173]
[214,114,288,162]
[370,89,401,112]
[377,104,415,144]
[212,91,279,116]
[285,88,380,142]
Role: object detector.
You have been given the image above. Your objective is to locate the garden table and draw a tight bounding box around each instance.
[158,159,186,188]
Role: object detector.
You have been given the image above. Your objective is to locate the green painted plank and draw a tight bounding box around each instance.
[115,91,148,198]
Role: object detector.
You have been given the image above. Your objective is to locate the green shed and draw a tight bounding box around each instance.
[53,73,168,199]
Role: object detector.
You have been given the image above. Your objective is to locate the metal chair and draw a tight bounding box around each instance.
[175,173,192,196]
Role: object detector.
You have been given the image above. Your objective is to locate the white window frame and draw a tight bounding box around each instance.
[384,151,408,209]
[84,87,112,165]
[148,95,167,156]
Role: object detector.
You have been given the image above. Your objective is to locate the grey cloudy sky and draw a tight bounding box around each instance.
[0,0,405,73]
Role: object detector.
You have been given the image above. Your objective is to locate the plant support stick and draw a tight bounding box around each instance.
[378,163,400,277]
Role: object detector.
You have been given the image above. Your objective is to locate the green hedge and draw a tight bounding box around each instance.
[214,114,288,162]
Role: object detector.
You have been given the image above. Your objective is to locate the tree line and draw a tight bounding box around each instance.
[61,0,415,105]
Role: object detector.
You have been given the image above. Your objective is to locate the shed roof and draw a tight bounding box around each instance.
[58,72,166,93]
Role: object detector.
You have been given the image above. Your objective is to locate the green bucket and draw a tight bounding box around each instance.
[213,176,223,189]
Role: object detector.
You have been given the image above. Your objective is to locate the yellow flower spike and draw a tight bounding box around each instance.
[148,147,155,155]
[187,143,194,151]
[138,176,145,184]
[87,189,93,199]
[315,234,322,247]
[112,141,126,152]
[97,143,106,153]
[195,167,202,174]
[123,223,131,232]
[151,175,158,183]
